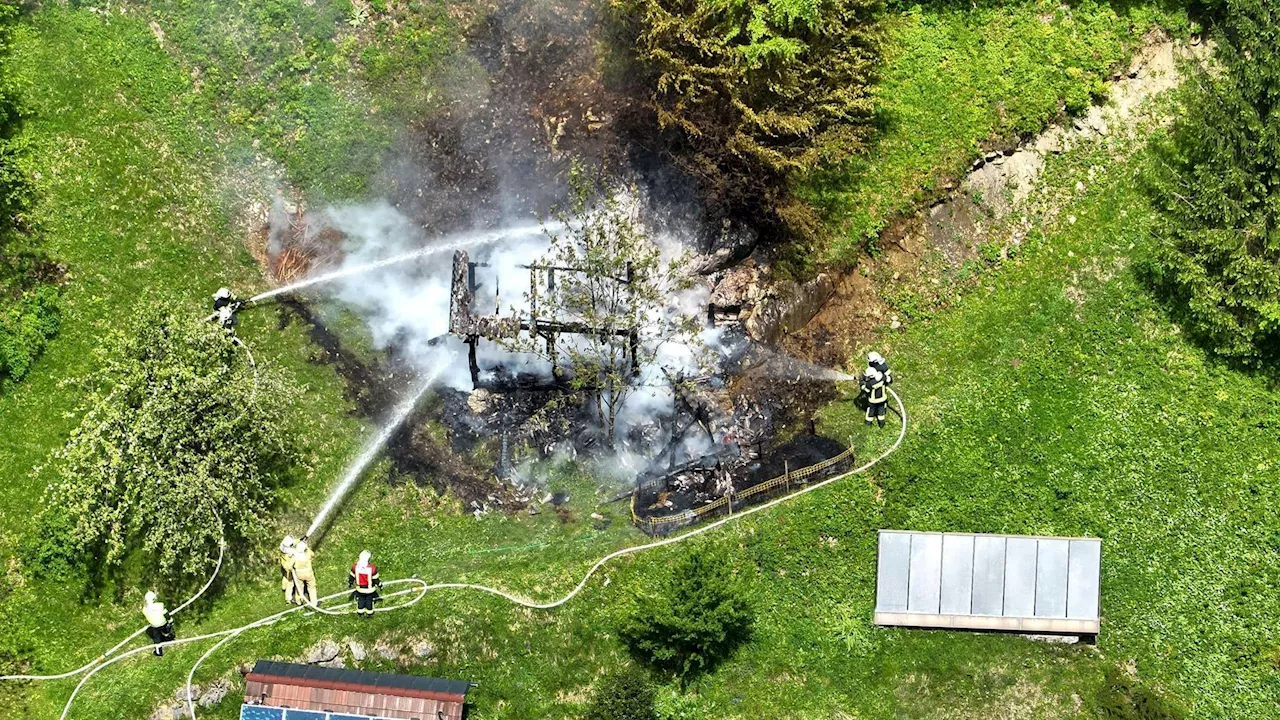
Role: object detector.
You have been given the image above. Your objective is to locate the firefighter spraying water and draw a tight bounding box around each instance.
[142,592,174,657]
[862,351,893,428]
[291,538,318,607]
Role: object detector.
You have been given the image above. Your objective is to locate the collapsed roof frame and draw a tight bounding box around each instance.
[447,249,640,386]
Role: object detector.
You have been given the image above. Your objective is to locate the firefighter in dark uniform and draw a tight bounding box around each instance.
[212,287,244,330]
[868,351,893,386]
[348,550,381,617]
[862,366,889,428]
[143,591,175,656]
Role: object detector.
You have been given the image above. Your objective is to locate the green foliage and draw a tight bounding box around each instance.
[35,300,302,585]
[585,666,657,720]
[1143,1,1280,366]
[652,686,706,720]
[1094,667,1185,720]
[619,545,754,685]
[617,0,882,237]
[0,284,59,388]
[510,165,697,447]
[129,0,465,199]
[804,0,1182,264]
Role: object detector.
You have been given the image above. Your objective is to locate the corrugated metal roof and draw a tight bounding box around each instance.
[874,530,1101,634]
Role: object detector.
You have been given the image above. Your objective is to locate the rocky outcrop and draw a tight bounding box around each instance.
[744,273,837,344]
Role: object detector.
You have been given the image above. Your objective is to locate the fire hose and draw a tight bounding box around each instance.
[24,388,904,719]
[180,388,906,720]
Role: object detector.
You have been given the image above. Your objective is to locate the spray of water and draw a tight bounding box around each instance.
[251,223,560,303]
[306,363,447,539]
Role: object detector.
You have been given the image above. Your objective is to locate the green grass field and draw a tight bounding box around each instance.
[3,1,1276,719]
[803,0,1189,265]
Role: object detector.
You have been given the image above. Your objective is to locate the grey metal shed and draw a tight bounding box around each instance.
[874,530,1101,635]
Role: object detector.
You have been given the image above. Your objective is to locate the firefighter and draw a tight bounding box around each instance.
[212,287,244,330]
[868,351,893,386]
[279,535,298,605]
[347,550,382,617]
[862,366,888,428]
[142,591,175,657]
[291,537,318,607]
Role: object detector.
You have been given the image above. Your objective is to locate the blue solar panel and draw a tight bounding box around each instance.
[284,711,327,720]
[240,707,285,720]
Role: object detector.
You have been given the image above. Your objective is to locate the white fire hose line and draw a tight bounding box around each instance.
[57,389,904,719]
[178,389,906,720]
[0,527,226,683]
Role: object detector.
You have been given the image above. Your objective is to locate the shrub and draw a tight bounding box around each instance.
[0,284,59,388]
[1144,1,1280,366]
[585,666,657,720]
[33,299,302,585]
[618,545,754,686]
[616,0,882,237]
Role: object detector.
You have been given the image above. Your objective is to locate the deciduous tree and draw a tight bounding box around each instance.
[32,300,302,586]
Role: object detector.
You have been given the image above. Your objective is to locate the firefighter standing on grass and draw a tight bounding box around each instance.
[279,535,299,605]
[862,367,889,428]
[348,550,382,617]
[142,591,175,657]
[291,538,318,607]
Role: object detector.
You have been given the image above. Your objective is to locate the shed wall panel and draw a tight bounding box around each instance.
[907,533,943,613]
[970,536,1007,616]
[876,532,911,612]
[940,534,975,615]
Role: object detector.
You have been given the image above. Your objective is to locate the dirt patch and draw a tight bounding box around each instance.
[376,0,645,236]
[782,38,1208,368]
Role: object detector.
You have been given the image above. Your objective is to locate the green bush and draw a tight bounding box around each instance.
[1144,1,1280,366]
[585,666,657,720]
[0,284,59,388]
[619,545,754,686]
[616,0,882,238]
[34,299,302,586]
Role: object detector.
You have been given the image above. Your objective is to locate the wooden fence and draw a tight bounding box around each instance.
[630,444,855,535]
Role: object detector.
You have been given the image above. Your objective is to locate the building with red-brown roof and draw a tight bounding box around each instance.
[240,660,473,720]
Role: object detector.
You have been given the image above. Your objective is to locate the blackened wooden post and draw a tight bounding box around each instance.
[785,459,791,494]
[468,337,479,385]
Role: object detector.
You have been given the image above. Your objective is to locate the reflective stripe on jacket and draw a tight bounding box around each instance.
[862,377,887,404]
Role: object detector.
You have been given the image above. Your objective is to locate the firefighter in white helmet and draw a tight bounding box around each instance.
[867,351,893,386]
[212,287,244,330]
[142,591,175,657]
[861,366,889,428]
[347,550,382,617]
[279,535,298,605]
[291,538,318,607]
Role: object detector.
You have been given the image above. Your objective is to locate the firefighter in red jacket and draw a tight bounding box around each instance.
[348,550,381,617]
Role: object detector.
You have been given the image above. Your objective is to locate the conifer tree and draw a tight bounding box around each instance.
[1147,1,1280,364]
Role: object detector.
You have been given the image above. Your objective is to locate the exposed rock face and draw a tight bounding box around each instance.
[692,219,760,274]
[348,640,368,661]
[783,35,1211,362]
[303,639,342,664]
[745,273,837,344]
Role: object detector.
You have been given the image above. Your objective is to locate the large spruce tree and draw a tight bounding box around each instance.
[1147,1,1280,365]
[619,0,882,237]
